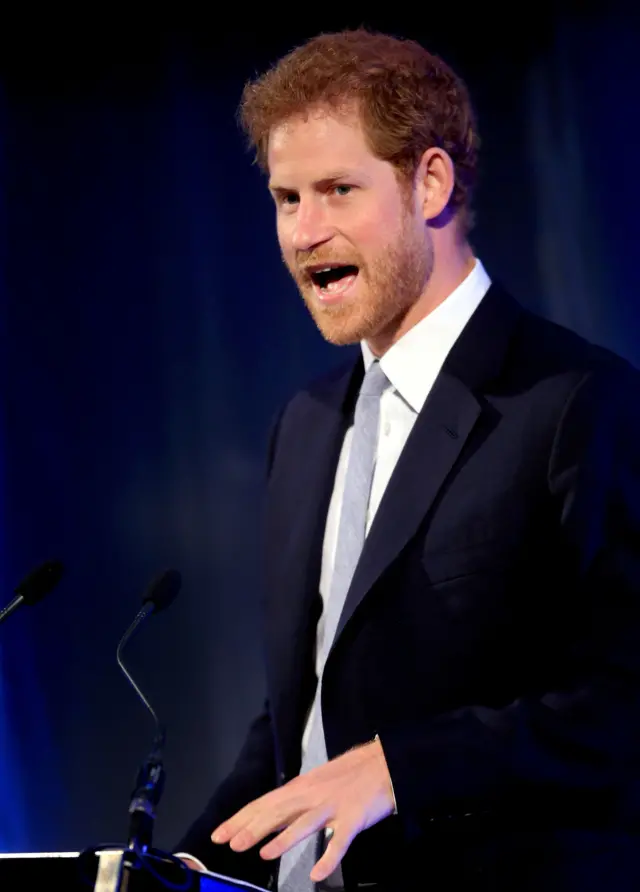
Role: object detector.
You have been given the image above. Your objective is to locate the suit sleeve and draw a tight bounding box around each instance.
[174,703,277,884]
[378,364,640,834]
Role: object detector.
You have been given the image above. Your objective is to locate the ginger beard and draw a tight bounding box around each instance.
[283,204,434,347]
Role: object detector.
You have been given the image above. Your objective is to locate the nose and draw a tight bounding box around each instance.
[290,197,333,252]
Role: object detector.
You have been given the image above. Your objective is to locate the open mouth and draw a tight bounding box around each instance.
[307,264,359,299]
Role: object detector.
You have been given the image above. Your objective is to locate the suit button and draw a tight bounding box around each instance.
[279,771,286,783]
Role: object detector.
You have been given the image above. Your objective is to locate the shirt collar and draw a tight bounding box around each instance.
[361,258,491,413]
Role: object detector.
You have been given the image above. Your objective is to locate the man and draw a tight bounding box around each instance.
[176,29,640,891]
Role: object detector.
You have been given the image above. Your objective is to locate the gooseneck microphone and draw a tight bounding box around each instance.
[116,568,181,852]
[0,559,65,625]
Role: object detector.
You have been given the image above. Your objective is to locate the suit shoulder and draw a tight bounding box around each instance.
[266,353,357,476]
[513,305,640,389]
[284,352,359,411]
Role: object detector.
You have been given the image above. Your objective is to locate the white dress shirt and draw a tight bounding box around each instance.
[303,258,492,754]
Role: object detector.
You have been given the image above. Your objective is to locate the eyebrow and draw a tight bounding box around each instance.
[268,171,358,193]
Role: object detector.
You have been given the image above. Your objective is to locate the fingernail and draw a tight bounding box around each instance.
[212,831,224,844]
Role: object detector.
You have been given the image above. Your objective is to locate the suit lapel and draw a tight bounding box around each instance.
[330,284,523,650]
[331,372,481,645]
[266,355,362,763]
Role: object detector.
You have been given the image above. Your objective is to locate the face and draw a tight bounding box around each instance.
[267,107,434,349]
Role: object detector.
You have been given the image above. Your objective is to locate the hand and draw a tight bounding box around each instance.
[211,738,395,883]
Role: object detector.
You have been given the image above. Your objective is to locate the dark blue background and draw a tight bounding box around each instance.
[0,3,638,855]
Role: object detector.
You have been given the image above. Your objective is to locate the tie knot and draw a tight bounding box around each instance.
[359,360,389,399]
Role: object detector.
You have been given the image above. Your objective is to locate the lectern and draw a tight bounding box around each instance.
[0,849,268,891]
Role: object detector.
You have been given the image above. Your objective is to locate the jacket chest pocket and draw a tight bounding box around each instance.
[419,536,525,627]
[421,538,519,586]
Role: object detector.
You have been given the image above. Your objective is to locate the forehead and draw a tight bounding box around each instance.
[267,107,378,184]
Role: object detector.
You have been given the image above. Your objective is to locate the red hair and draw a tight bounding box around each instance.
[238,29,479,229]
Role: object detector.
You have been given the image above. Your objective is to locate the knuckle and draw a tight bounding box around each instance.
[239,829,257,847]
[277,827,296,848]
[331,822,354,847]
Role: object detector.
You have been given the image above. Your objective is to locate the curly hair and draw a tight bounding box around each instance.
[238,29,479,229]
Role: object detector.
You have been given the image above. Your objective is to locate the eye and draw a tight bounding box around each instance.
[272,191,299,211]
[333,184,352,197]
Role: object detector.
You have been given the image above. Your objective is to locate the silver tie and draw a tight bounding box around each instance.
[278,361,389,892]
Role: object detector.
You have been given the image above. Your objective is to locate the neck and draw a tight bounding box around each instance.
[366,239,475,357]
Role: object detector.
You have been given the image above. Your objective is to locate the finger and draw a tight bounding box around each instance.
[259,806,330,860]
[211,787,284,844]
[230,810,304,852]
[310,824,355,883]
[212,793,270,844]
[212,806,255,844]
[228,794,309,852]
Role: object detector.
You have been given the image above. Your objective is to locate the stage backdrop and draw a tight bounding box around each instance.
[0,4,638,854]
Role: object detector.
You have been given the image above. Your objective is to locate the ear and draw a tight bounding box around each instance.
[414,147,455,222]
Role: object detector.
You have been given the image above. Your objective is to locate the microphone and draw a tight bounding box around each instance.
[116,568,181,852]
[0,559,64,625]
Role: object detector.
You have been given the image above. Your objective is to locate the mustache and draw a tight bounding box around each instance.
[289,253,364,279]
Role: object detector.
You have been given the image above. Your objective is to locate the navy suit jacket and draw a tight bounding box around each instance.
[178,285,640,891]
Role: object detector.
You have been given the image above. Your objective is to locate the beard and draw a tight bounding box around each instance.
[284,214,433,347]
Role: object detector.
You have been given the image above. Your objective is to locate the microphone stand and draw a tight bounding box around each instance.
[116,602,167,854]
[91,572,183,892]
[126,726,166,852]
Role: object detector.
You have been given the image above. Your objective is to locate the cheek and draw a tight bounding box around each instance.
[352,198,406,248]
[348,215,386,249]
[276,221,293,262]
[351,220,397,261]
[279,206,302,235]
